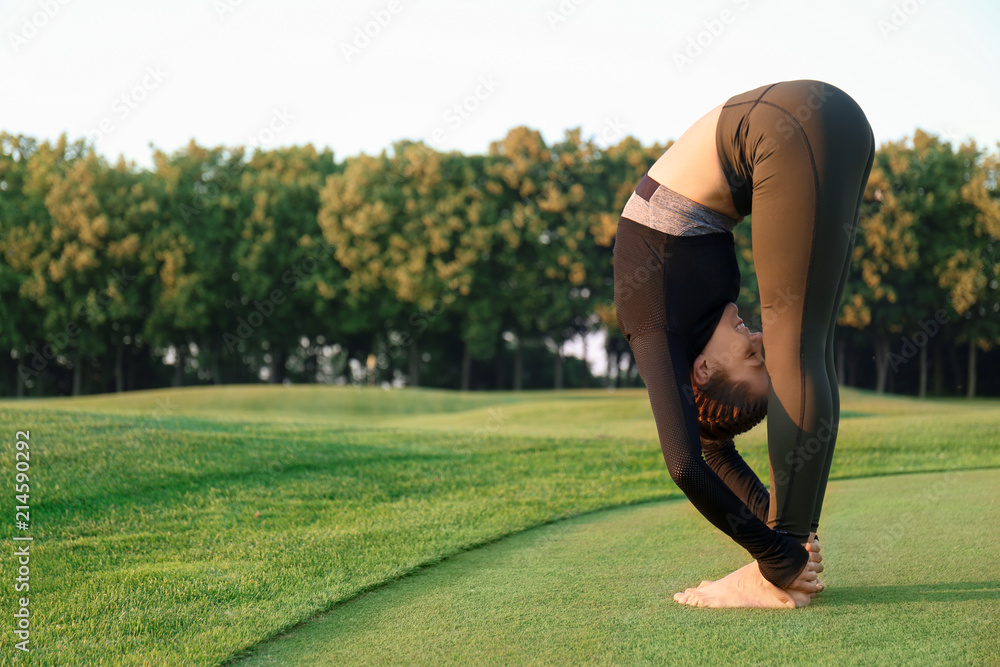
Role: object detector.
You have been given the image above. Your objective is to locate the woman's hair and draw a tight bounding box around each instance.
[691,371,768,441]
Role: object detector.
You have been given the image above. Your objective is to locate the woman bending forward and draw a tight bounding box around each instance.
[613,80,875,608]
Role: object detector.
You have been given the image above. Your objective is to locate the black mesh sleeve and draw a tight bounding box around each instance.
[628,328,807,588]
[701,437,770,525]
[612,216,808,589]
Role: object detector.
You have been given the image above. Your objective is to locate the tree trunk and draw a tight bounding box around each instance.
[554,346,564,390]
[270,347,287,384]
[836,339,846,386]
[460,342,471,391]
[367,352,377,386]
[619,349,633,388]
[1,353,11,397]
[115,342,125,393]
[72,348,82,396]
[16,361,25,397]
[127,345,137,391]
[211,339,222,385]
[605,350,617,389]
[512,340,523,391]
[304,347,318,382]
[495,348,505,390]
[407,342,420,387]
[847,349,859,388]
[967,341,977,398]
[932,343,944,396]
[874,337,890,394]
[949,345,962,396]
[917,343,928,398]
[173,345,185,387]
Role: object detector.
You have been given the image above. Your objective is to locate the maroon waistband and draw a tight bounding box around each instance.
[635,174,662,202]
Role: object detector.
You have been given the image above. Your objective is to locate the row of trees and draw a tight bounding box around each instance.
[0,127,998,397]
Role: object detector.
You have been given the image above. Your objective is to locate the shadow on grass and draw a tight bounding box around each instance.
[820,581,1000,606]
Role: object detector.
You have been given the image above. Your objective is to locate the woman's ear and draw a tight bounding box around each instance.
[692,353,713,387]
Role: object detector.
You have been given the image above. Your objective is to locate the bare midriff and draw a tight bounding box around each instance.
[646,103,743,223]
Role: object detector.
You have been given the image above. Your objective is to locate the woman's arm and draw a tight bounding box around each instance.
[701,436,769,524]
[628,327,807,588]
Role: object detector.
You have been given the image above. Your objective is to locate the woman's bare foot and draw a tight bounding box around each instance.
[673,560,812,608]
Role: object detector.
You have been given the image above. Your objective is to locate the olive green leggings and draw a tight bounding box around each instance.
[718,82,876,539]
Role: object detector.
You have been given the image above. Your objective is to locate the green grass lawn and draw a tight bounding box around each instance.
[234,469,1000,666]
[0,385,998,665]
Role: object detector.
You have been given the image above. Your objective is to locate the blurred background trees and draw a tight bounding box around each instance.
[1,128,998,397]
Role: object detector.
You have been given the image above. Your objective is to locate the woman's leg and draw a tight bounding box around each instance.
[746,83,875,541]
[809,133,874,534]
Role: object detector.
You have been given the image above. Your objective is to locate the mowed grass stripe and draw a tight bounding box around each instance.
[232,469,1000,667]
[0,386,997,665]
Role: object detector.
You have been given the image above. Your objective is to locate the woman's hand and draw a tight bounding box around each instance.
[786,539,824,595]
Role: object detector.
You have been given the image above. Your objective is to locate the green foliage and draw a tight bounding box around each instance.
[0,129,998,395]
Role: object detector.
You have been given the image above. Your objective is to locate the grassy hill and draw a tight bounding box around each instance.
[1,386,997,665]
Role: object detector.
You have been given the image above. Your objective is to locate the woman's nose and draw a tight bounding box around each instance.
[749,331,763,351]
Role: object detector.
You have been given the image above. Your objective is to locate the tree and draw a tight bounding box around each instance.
[150,141,251,385]
[841,138,921,393]
[948,142,1000,396]
[234,144,338,383]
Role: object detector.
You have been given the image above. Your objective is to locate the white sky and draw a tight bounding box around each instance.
[2,0,998,169]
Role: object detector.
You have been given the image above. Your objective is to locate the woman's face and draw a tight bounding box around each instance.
[692,302,770,400]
